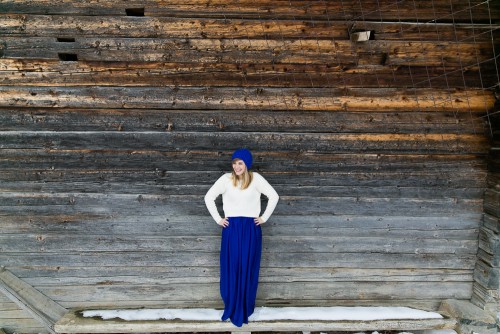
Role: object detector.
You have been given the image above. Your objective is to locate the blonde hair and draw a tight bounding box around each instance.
[231,159,253,189]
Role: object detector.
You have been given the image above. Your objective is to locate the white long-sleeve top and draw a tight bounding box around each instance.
[204,172,279,223]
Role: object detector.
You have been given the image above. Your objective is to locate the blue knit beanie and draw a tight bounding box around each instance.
[231,148,253,170]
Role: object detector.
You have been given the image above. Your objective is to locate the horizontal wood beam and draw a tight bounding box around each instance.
[10,267,474,285]
[0,131,490,154]
[1,0,497,22]
[0,108,489,133]
[55,311,456,333]
[0,151,488,172]
[0,87,494,112]
[1,59,497,89]
[1,37,494,67]
[0,234,479,255]
[1,15,496,41]
[0,249,478,269]
[0,213,482,236]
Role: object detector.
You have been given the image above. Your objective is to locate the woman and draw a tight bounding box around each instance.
[204,148,279,327]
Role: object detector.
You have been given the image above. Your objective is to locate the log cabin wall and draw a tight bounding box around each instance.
[0,1,499,333]
[473,105,500,315]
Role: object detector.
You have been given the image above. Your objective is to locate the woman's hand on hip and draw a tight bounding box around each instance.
[254,217,265,225]
[218,218,229,228]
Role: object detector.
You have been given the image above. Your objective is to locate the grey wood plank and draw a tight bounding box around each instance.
[0,235,478,255]
[473,259,499,290]
[0,193,484,216]
[0,131,490,154]
[38,281,472,303]
[0,108,488,134]
[0,150,488,172]
[53,298,443,310]
[0,214,481,238]
[0,252,477,269]
[0,169,487,188]
[11,267,473,285]
[0,14,349,39]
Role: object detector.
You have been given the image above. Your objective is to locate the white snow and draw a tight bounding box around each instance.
[82,306,443,322]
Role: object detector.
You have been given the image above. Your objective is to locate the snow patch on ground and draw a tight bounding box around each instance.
[82,306,443,322]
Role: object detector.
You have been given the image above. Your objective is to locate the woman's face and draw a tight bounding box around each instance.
[232,159,247,176]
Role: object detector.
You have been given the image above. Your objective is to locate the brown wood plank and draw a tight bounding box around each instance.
[2,15,496,41]
[49,298,444,310]
[0,86,494,112]
[1,37,495,68]
[0,15,349,39]
[1,0,497,22]
[1,59,497,88]
[0,37,357,65]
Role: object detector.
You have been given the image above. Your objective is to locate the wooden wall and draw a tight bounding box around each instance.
[473,110,500,314]
[0,1,499,333]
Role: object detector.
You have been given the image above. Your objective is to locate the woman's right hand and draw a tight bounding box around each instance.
[217,218,229,228]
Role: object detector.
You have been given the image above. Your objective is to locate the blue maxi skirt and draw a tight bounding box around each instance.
[220,216,262,327]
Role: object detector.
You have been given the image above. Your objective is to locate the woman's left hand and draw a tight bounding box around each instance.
[254,217,265,225]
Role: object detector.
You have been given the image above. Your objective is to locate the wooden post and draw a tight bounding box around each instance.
[0,267,67,334]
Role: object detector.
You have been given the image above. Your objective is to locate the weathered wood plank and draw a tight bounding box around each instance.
[0,15,349,39]
[37,282,472,303]
[0,108,489,133]
[0,150,488,172]
[0,169,487,188]
[1,36,494,67]
[0,193,484,216]
[0,252,478,269]
[0,214,481,237]
[477,249,499,268]
[483,188,500,217]
[474,260,500,289]
[478,227,500,255]
[2,15,496,42]
[49,298,444,310]
[0,235,478,255]
[11,267,473,285]
[0,132,490,154]
[0,86,494,112]
[0,181,485,199]
[1,0,497,22]
[54,309,457,334]
[1,59,497,88]
[0,168,485,192]
[483,214,500,233]
[0,37,357,64]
